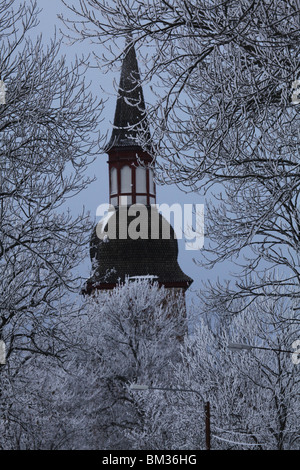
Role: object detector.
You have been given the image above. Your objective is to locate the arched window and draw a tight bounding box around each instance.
[149,169,155,194]
[136,167,146,193]
[110,167,117,195]
[121,165,132,193]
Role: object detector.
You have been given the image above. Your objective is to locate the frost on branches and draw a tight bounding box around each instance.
[128,296,300,450]
[1,281,299,450]
[0,1,102,448]
[0,0,102,364]
[0,280,186,449]
[64,279,186,449]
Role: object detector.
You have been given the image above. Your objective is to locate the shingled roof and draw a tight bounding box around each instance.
[83,206,193,294]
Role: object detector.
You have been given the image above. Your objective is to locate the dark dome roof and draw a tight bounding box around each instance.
[83,206,193,293]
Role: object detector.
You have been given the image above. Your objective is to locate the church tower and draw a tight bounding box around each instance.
[83,40,193,295]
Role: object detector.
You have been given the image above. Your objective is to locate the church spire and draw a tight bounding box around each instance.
[82,39,193,295]
[106,39,155,208]
[107,38,150,150]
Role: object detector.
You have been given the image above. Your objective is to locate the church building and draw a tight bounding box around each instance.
[83,41,193,296]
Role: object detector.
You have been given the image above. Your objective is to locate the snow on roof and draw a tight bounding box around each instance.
[128,275,159,280]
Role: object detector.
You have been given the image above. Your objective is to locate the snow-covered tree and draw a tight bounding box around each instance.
[0,354,74,449]
[2,281,299,450]
[0,0,102,361]
[0,280,186,449]
[66,279,186,449]
[0,0,102,447]
[128,297,300,450]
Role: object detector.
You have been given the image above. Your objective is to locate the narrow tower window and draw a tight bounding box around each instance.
[110,167,117,195]
[136,166,146,193]
[121,165,132,193]
[149,169,155,194]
